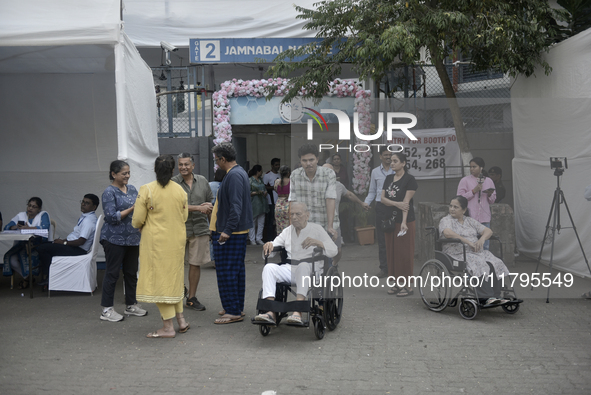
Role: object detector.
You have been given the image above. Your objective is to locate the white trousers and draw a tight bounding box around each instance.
[249,214,265,243]
[262,262,323,299]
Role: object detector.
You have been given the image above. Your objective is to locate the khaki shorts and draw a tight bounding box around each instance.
[185,235,210,266]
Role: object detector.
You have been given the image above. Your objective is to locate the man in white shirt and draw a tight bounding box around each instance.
[36,194,99,284]
[364,150,394,278]
[254,202,337,325]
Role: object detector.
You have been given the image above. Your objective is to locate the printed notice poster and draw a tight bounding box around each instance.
[386,128,462,180]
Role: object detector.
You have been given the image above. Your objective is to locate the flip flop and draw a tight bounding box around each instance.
[254,313,276,325]
[214,315,244,325]
[146,331,176,338]
[178,324,190,333]
[218,310,245,316]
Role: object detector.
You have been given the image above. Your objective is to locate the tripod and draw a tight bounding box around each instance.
[533,167,591,302]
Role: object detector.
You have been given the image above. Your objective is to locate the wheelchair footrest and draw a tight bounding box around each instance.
[285,320,309,328]
[256,299,309,314]
[250,318,277,326]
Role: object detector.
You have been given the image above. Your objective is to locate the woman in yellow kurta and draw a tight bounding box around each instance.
[132,155,189,338]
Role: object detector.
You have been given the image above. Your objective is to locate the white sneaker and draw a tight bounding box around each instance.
[256,240,264,245]
[100,307,124,322]
[125,304,148,317]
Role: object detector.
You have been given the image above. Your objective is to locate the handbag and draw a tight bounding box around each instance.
[376,202,398,232]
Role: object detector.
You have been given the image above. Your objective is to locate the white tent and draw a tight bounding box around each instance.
[0,1,158,245]
[511,28,591,278]
[122,0,319,47]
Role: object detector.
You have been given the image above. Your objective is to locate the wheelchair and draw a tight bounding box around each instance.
[418,227,523,320]
[251,246,344,339]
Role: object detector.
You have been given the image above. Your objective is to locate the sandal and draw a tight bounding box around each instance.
[286,314,303,324]
[581,291,591,299]
[387,286,401,295]
[218,310,245,316]
[396,288,414,297]
[214,315,244,325]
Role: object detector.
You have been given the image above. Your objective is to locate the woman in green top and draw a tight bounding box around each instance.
[248,165,268,245]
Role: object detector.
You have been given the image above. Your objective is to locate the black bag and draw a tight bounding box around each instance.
[375,202,398,232]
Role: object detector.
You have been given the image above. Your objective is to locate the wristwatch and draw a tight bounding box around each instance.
[63,241,67,245]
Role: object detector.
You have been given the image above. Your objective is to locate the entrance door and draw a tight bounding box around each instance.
[233,136,248,172]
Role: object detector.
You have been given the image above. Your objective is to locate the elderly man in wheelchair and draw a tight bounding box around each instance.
[254,202,338,327]
[419,196,522,319]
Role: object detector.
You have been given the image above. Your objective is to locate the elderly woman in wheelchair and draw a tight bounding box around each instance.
[253,202,339,337]
[419,196,522,319]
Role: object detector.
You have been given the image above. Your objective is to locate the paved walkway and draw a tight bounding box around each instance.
[1,242,590,394]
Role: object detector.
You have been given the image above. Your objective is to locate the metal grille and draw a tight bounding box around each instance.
[153,66,212,137]
[381,64,511,132]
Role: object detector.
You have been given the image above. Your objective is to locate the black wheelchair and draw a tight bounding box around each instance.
[251,246,343,339]
[418,227,523,320]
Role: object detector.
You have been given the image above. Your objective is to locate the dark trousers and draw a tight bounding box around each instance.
[263,204,276,242]
[376,215,387,272]
[100,240,139,307]
[477,263,502,301]
[35,242,86,276]
[212,232,247,316]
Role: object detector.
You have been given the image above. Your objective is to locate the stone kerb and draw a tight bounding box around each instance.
[417,202,515,266]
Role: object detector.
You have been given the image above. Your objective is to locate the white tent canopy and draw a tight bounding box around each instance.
[0,0,158,244]
[511,28,591,278]
[122,0,319,47]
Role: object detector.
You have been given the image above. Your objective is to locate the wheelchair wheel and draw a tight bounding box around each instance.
[502,302,520,314]
[419,259,451,312]
[459,299,478,320]
[259,325,271,336]
[313,316,325,340]
[324,266,343,331]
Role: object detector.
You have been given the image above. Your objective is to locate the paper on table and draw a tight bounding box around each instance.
[20,229,49,237]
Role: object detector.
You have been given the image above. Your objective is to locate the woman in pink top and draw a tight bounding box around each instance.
[456,157,496,250]
[274,165,291,235]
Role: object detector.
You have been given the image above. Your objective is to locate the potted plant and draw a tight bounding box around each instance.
[352,194,375,245]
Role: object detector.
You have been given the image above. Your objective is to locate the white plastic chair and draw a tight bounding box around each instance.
[48,215,103,296]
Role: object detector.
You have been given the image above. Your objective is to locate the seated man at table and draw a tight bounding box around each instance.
[36,194,99,287]
[254,202,337,325]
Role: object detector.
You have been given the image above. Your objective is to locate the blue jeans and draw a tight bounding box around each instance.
[481,222,491,250]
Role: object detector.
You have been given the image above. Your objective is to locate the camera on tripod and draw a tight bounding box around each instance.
[550,157,567,176]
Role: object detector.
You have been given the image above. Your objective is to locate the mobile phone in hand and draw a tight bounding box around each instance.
[17,220,25,226]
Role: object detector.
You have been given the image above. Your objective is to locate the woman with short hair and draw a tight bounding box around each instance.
[100,160,146,322]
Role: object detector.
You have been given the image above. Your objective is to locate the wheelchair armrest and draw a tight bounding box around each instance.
[264,246,286,265]
[439,238,467,263]
[487,235,503,260]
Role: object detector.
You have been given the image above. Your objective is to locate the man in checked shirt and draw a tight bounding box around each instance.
[288,143,337,242]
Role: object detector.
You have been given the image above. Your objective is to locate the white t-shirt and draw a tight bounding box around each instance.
[263,170,281,205]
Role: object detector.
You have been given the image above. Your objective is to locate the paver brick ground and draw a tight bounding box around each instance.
[0,243,590,394]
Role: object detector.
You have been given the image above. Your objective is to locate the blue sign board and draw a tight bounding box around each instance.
[189,38,320,63]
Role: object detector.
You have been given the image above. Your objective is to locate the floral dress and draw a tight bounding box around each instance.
[438,214,509,279]
[274,179,290,234]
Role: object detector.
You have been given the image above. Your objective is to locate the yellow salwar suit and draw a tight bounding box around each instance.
[132,181,188,319]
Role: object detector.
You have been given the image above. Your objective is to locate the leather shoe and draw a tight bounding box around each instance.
[376,270,388,279]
